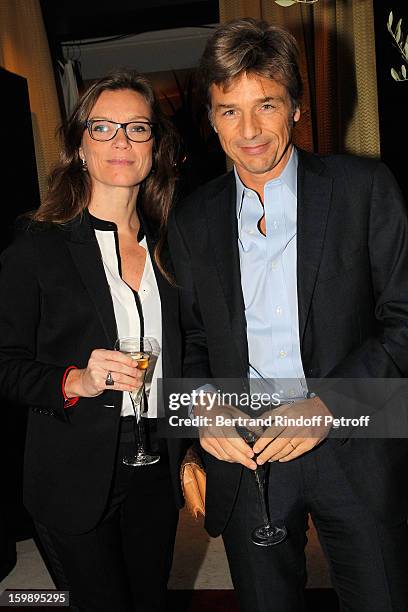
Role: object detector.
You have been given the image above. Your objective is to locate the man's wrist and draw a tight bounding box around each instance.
[191,392,215,417]
[189,384,217,417]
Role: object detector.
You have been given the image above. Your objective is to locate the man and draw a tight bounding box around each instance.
[168,18,408,612]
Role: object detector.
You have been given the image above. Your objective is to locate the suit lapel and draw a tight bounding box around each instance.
[64,212,118,348]
[144,227,181,377]
[202,152,333,370]
[205,173,249,372]
[297,150,333,344]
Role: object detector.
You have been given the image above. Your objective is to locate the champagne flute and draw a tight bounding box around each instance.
[115,336,160,466]
[237,426,287,546]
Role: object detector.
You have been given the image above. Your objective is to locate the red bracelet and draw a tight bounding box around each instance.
[62,365,80,409]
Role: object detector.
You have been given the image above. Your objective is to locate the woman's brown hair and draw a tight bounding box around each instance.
[32,70,179,247]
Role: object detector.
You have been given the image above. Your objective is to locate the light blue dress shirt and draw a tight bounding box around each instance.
[235,148,307,401]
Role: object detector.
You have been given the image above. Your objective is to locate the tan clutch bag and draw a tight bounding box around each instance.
[180,446,206,518]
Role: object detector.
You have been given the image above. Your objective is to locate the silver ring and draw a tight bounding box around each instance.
[105,371,114,386]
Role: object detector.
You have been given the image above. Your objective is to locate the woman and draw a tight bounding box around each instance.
[0,70,187,611]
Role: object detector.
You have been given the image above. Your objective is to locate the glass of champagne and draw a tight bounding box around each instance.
[237,426,287,546]
[115,336,160,466]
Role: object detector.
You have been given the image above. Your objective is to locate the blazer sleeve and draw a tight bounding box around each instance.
[0,231,70,423]
[318,162,408,420]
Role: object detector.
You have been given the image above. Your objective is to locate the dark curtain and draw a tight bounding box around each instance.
[0,67,40,581]
[373,0,408,199]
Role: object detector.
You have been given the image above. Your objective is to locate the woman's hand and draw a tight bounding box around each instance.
[64,349,142,398]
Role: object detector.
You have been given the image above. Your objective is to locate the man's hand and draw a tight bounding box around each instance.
[252,396,332,464]
[195,397,257,469]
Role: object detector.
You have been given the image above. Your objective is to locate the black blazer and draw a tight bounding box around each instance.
[0,211,187,534]
[168,149,408,536]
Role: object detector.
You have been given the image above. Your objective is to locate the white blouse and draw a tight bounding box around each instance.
[93,218,162,418]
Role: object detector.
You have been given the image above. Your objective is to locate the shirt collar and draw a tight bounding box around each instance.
[88,213,117,232]
[235,146,298,217]
[88,212,145,241]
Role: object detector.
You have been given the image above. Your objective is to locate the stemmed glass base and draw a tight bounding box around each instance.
[251,524,287,547]
[237,425,288,547]
[122,403,160,467]
[123,451,160,467]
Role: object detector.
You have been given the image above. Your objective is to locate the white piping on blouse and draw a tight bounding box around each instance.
[95,229,162,418]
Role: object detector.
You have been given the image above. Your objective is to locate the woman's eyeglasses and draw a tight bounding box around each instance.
[86,119,154,143]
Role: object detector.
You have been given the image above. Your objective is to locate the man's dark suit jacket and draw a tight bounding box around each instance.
[168,149,408,537]
[0,211,187,535]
